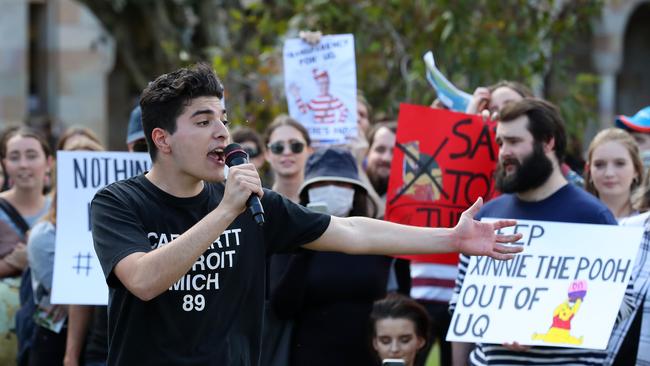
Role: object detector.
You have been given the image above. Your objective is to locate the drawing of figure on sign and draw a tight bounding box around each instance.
[532,280,587,346]
[289,69,349,125]
[401,141,444,202]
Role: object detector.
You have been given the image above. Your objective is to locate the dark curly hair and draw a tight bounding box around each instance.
[140,63,225,161]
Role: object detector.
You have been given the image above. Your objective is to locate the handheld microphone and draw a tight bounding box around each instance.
[224,143,265,226]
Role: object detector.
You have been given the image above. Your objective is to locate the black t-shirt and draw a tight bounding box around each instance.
[91,175,330,366]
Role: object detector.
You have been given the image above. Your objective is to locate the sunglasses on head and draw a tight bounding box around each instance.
[243,146,260,158]
[268,141,305,155]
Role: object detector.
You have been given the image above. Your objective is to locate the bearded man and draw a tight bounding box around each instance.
[450,98,619,366]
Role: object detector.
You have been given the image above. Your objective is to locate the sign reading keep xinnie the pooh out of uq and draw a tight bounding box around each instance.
[447,219,642,350]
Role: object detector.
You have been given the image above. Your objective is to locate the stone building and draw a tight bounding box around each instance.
[0,0,114,147]
[593,0,650,128]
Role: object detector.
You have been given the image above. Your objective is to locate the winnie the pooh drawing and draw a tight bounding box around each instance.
[532,280,587,345]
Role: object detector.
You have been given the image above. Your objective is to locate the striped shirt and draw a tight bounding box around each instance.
[410,262,457,303]
[295,94,348,124]
[607,212,650,365]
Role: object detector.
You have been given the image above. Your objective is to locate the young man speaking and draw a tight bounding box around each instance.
[91,63,521,365]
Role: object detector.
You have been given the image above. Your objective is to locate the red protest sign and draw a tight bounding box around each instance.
[386,104,499,263]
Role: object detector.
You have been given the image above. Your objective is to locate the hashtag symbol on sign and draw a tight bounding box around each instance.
[73,252,93,276]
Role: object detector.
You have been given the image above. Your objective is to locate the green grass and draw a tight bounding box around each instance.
[424,340,441,366]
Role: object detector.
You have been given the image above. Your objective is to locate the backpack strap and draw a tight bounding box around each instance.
[0,197,30,235]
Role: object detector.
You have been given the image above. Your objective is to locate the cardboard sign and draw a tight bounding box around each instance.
[447,219,642,349]
[51,151,150,305]
[385,104,499,264]
[283,33,357,145]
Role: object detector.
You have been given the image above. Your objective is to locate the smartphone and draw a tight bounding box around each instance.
[382,359,406,366]
[306,202,328,214]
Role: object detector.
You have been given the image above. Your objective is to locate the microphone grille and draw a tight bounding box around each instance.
[224,143,248,166]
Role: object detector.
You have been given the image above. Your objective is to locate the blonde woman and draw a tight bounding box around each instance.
[584,128,649,365]
[584,128,643,220]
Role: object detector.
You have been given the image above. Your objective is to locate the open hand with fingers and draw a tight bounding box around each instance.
[454,197,523,259]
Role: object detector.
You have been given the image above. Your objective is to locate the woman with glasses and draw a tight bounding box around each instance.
[263,114,313,203]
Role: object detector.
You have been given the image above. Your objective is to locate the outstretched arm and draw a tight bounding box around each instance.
[303,198,523,259]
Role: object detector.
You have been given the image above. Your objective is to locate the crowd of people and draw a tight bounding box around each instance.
[0,41,649,366]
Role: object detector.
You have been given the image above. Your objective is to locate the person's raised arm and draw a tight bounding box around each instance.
[303,197,522,259]
[111,164,262,301]
[466,87,490,115]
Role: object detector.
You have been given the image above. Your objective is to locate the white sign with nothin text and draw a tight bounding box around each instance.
[446,218,642,350]
[51,151,150,305]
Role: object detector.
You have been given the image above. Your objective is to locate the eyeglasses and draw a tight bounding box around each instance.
[243,146,260,158]
[268,141,306,155]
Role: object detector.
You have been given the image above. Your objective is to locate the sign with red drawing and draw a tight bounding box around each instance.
[283,33,357,145]
[385,104,499,265]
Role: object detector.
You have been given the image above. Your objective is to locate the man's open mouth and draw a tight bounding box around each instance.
[208,147,225,163]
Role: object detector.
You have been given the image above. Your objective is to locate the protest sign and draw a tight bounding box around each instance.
[385,104,499,265]
[447,219,642,349]
[423,51,472,112]
[51,151,150,305]
[283,33,357,145]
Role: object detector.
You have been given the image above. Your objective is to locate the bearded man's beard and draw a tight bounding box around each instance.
[369,172,389,196]
[495,142,554,193]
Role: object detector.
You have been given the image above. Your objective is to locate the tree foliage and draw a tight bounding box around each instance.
[79,0,601,150]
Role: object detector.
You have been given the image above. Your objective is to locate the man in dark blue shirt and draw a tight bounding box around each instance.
[450,98,617,366]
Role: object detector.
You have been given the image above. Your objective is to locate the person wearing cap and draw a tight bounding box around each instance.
[616,106,650,168]
[271,148,389,365]
[125,105,148,152]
